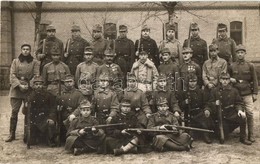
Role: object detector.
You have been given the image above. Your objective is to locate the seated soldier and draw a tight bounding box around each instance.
[65,100,105,155]
[23,75,57,147]
[147,98,193,151]
[207,72,252,145]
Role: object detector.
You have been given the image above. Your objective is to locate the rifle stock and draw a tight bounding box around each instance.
[83,123,126,132]
[217,88,225,144]
[57,71,62,146]
[187,23,191,48]
[26,101,31,149]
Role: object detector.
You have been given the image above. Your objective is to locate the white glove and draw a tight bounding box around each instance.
[238,110,246,119]
[68,114,76,122]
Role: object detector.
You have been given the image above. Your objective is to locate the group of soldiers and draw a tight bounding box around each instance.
[5,21,258,156]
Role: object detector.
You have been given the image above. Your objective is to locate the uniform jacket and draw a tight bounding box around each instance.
[96,63,124,84]
[91,37,110,65]
[183,36,208,67]
[9,56,39,98]
[75,61,99,84]
[179,60,202,87]
[147,111,179,129]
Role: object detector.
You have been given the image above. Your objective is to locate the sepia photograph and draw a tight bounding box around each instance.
[0,1,260,163]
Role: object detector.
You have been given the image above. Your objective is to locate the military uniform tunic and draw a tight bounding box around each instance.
[91,37,110,65]
[75,61,99,85]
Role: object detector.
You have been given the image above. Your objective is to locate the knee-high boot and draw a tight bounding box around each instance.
[5,117,17,142]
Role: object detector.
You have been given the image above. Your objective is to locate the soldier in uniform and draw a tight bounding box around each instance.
[23,76,57,147]
[91,24,110,65]
[159,23,183,65]
[147,98,193,152]
[212,23,236,64]
[202,44,227,101]
[229,44,258,143]
[36,25,64,73]
[6,44,40,142]
[65,100,105,156]
[114,25,135,83]
[183,22,208,68]
[63,25,90,75]
[75,46,98,87]
[177,74,214,143]
[135,25,159,68]
[42,46,71,96]
[131,50,159,93]
[92,73,119,124]
[207,73,252,145]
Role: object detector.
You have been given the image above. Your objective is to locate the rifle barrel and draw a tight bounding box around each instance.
[165,125,214,133]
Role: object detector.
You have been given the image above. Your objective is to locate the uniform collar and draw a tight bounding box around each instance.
[218,36,228,41]
[166,38,178,43]
[105,63,114,68]
[98,88,109,94]
[191,35,201,40]
[237,59,245,64]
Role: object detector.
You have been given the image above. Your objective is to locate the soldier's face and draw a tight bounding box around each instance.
[127,80,137,89]
[99,80,109,88]
[121,105,131,114]
[236,50,246,60]
[183,52,192,61]
[139,54,148,63]
[51,54,60,62]
[158,79,167,88]
[158,104,169,114]
[64,80,75,90]
[141,30,150,37]
[191,29,199,37]
[188,81,197,89]
[105,55,114,64]
[119,31,127,38]
[93,31,102,39]
[220,78,230,86]
[47,30,56,38]
[162,53,171,62]
[84,54,93,62]
[166,30,175,40]
[79,83,93,96]
[21,46,31,56]
[209,49,219,59]
[80,107,91,117]
[72,30,81,38]
[33,82,44,90]
[218,30,227,38]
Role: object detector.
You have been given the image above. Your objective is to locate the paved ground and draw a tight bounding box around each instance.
[0,91,260,164]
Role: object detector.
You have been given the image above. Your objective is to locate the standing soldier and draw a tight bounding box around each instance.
[159,23,183,65]
[183,22,208,68]
[36,25,64,73]
[229,45,258,143]
[42,46,71,96]
[6,44,39,142]
[91,24,110,65]
[212,23,236,64]
[114,25,135,83]
[63,25,90,75]
[135,25,159,68]
[202,44,227,100]
[131,50,159,93]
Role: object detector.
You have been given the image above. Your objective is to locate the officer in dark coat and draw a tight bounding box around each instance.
[23,76,57,147]
[183,22,208,68]
[63,25,90,75]
[36,25,64,73]
[135,25,159,68]
[114,25,135,81]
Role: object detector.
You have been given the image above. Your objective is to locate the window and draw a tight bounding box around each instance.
[230,21,243,45]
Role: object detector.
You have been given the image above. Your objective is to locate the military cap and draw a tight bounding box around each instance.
[182,47,193,54]
[98,73,110,81]
[119,25,128,32]
[218,23,227,31]
[158,74,167,81]
[139,50,148,55]
[33,75,44,83]
[166,23,175,31]
[21,44,31,49]
[104,47,115,56]
[235,44,246,52]
[219,72,230,79]
[190,22,199,30]
[127,73,137,81]
[50,46,61,55]
[64,74,74,82]
[188,73,198,82]
[141,24,150,31]
[93,24,102,32]
[121,98,131,107]
[79,99,91,108]
[84,46,93,54]
[46,25,56,31]
[209,44,218,51]
[161,47,171,54]
[71,25,81,31]
[156,97,168,105]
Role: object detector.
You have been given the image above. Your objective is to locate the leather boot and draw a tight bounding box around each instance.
[5,118,17,142]
[203,133,212,144]
[113,148,125,156]
[247,116,255,142]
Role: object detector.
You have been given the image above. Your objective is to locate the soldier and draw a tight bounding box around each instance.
[114,25,135,82]
[91,24,110,65]
[6,44,39,142]
[178,47,202,91]
[177,74,214,144]
[147,98,193,151]
[36,25,64,73]
[135,25,159,68]
[212,23,236,64]
[75,46,98,86]
[183,22,208,68]
[202,44,227,101]
[42,46,71,96]
[65,100,105,156]
[229,44,258,143]
[207,73,252,145]
[159,23,183,65]
[92,73,119,124]
[63,25,90,75]
[131,50,159,93]
[23,76,57,147]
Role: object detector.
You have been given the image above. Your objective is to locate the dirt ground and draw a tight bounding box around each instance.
[0,92,260,164]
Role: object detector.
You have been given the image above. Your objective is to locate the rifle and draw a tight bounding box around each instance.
[56,71,62,146]
[164,125,214,133]
[25,101,32,149]
[83,123,126,132]
[217,87,225,144]
[125,128,178,135]
[187,23,191,48]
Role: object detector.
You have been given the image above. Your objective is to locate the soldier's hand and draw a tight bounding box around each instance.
[185,99,189,104]
[252,94,257,102]
[37,53,45,60]
[79,129,86,135]
[19,84,28,92]
[57,105,63,111]
[174,111,180,118]
[64,52,69,58]
[238,110,246,119]
[136,129,142,134]
[230,78,237,83]
[68,114,76,122]
[146,113,151,118]
[216,100,220,106]
[207,83,214,89]
[106,117,112,124]
[47,119,55,125]
[204,110,210,118]
[159,125,166,130]
[91,127,98,133]
[135,51,139,56]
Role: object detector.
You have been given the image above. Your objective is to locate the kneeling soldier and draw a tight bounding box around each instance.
[65,100,105,155]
